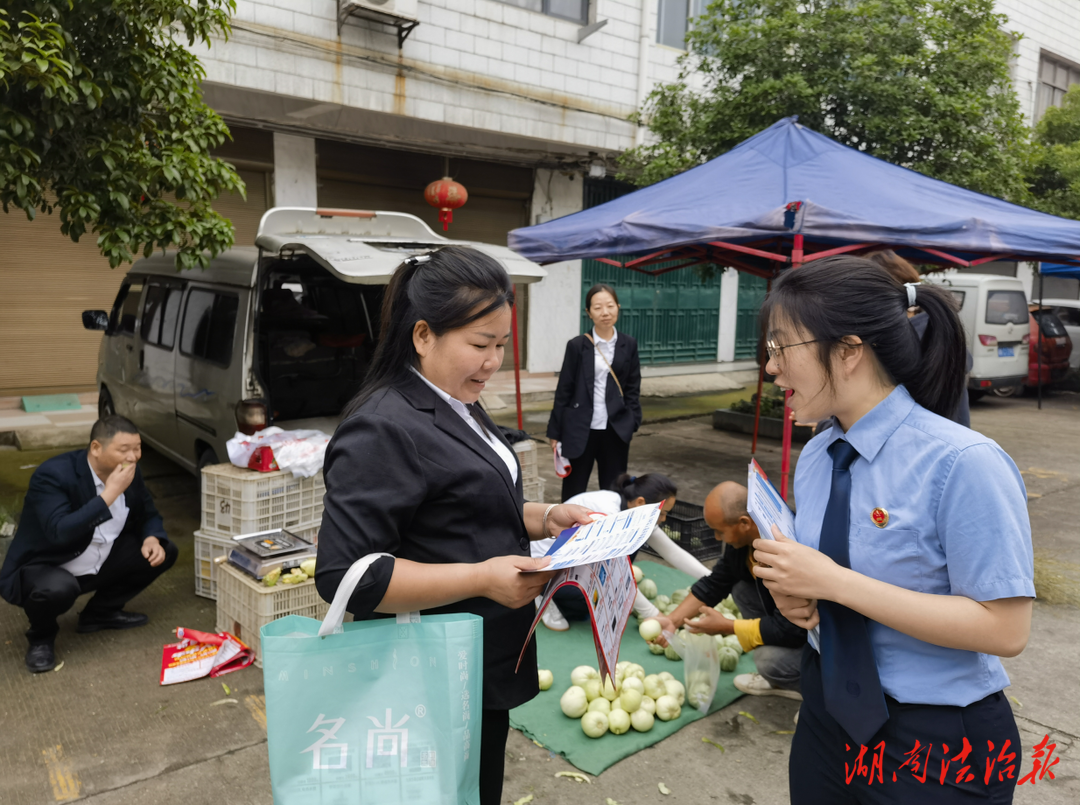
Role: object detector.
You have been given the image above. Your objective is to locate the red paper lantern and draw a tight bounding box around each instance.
[424,176,468,231]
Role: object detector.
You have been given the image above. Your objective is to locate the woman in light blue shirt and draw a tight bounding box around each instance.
[751,256,1034,804]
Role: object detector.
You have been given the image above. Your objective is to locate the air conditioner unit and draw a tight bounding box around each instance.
[339,0,419,27]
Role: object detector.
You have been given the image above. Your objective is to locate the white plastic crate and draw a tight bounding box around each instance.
[513,439,539,482]
[201,463,325,537]
[522,477,545,503]
[194,525,319,600]
[215,560,330,668]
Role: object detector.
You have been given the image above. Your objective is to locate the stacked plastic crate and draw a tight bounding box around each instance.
[193,463,325,600]
[514,439,544,503]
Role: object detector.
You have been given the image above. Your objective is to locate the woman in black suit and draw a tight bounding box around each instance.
[315,246,592,805]
[547,283,643,501]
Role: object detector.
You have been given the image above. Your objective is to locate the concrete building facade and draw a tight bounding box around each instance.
[3,0,1080,396]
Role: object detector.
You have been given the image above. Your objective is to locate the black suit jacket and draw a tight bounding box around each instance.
[546,332,643,459]
[0,450,168,605]
[315,371,538,711]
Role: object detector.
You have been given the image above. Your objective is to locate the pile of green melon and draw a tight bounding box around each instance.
[633,563,746,673]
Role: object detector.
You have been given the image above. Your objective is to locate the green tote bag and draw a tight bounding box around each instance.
[261,553,484,804]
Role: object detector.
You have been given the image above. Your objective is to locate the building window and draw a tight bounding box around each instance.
[1036,53,1080,122]
[497,0,588,25]
[657,0,707,50]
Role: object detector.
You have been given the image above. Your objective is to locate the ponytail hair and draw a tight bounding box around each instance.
[612,472,678,507]
[342,246,515,418]
[760,256,966,418]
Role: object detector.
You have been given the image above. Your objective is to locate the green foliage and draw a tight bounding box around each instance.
[1026,85,1080,220]
[0,1,244,270]
[621,0,1032,203]
[730,385,786,417]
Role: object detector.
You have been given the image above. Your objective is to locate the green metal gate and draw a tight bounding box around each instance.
[581,178,723,366]
[734,274,768,360]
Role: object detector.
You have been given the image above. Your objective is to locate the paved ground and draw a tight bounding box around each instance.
[0,390,1077,804]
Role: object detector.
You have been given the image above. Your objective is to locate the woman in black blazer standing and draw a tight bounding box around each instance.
[315,246,592,805]
[547,283,643,501]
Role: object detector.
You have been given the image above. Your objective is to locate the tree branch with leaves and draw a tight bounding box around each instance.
[0,0,244,270]
[622,0,1033,205]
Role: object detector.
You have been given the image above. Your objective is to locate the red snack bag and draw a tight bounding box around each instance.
[160,628,255,686]
[247,445,279,472]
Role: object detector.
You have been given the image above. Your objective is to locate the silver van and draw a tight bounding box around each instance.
[923,273,1029,398]
[81,207,545,473]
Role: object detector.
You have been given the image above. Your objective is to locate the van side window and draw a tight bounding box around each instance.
[140,283,185,349]
[140,284,168,343]
[985,290,1028,325]
[1053,306,1080,328]
[160,288,183,349]
[180,289,239,366]
[115,281,144,336]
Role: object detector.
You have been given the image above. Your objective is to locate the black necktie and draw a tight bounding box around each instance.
[817,440,889,745]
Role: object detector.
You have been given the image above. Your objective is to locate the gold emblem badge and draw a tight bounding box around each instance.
[871,508,889,528]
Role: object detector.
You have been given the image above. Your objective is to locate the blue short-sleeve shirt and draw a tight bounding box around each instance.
[794,385,1035,707]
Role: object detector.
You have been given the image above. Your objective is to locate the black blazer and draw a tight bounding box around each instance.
[315,371,538,711]
[546,332,643,459]
[0,450,168,606]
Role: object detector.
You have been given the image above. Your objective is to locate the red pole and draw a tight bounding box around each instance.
[780,236,803,501]
[511,288,524,431]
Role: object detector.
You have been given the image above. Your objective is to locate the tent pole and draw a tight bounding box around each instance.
[511,289,524,430]
[780,238,803,501]
[1038,268,1044,411]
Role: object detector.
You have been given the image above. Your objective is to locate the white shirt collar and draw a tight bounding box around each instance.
[592,326,617,345]
[410,366,470,415]
[87,456,106,491]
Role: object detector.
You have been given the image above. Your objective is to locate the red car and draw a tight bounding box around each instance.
[994,309,1072,396]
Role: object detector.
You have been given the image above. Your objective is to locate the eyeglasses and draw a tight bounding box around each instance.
[765,338,826,361]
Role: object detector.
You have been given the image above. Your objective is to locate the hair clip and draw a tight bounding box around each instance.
[629,476,637,484]
[903,282,919,307]
[405,254,432,266]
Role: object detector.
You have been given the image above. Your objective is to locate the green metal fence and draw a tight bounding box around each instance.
[581,178,723,365]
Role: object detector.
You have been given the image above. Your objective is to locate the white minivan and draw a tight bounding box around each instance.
[81,208,545,473]
[923,273,1030,399]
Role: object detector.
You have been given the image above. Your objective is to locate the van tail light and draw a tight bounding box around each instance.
[979,380,993,388]
[235,400,269,435]
[1021,334,1030,345]
[978,335,997,346]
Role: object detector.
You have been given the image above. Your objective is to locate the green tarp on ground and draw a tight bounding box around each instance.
[510,562,757,776]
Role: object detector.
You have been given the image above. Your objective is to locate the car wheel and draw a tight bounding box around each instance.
[991,386,1020,398]
[197,447,219,472]
[967,390,986,403]
[98,386,116,419]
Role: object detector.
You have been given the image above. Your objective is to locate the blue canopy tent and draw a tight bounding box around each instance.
[510,117,1080,494]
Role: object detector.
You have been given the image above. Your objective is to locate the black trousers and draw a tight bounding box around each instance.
[791,646,1021,804]
[560,426,630,501]
[479,708,510,805]
[20,533,178,644]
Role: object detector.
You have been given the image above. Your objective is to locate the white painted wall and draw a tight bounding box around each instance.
[197,1,682,156]
[272,133,317,207]
[996,0,1080,123]
[526,170,584,373]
